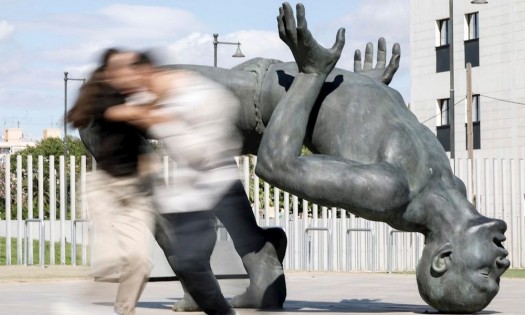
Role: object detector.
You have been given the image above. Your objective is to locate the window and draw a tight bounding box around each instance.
[437,19,450,46]
[436,98,451,152]
[437,99,450,126]
[465,12,479,40]
[464,12,480,67]
[465,95,481,150]
[436,18,451,72]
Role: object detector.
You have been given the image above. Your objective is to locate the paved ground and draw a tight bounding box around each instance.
[0,267,524,314]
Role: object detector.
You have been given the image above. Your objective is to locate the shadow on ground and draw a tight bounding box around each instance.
[97,298,501,314]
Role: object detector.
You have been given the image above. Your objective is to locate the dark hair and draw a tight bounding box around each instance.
[66,48,122,128]
[100,47,122,70]
[132,51,156,67]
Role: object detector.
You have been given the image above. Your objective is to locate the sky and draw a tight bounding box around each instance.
[0,0,410,140]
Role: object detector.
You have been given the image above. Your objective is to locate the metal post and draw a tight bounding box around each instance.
[388,230,421,273]
[212,33,244,68]
[449,0,455,159]
[25,219,45,268]
[346,228,376,272]
[466,62,475,203]
[304,227,332,271]
[64,72,68,159]
[72,219,91,266]
[213,34,218,67]
[63,73,85,157]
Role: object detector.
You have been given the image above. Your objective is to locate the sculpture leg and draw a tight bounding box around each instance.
[155,180,287,311]
[162,211,234,315]
[214,180,286,308]
[154,214,201,312]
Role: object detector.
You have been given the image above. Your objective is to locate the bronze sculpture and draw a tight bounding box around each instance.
[166,3,509,313]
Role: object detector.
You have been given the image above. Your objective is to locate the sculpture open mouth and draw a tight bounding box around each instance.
[494,235,511,269]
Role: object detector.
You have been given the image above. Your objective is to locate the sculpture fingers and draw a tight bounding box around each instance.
[363,42,374,71]
[282,2,297,44]
[376,37,387,69]
[354,49,363,72]
[296,3,314,44]
[296,3,307,32]
[277,7,287,43]
[330,28,345,58]
[381,43,400,85]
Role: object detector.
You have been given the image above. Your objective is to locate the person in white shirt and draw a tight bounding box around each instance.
[105,52,286,315]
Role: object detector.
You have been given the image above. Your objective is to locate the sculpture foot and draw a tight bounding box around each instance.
[229,242,286,309]
[262,227,287,264]
[171,290,201,312]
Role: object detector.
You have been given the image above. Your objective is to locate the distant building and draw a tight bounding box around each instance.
[3,128,22,143]
[410,1,525,158]
[43,128,61,139]
[0,128,35,164]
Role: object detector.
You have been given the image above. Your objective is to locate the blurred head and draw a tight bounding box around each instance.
[104,50,142,94]
[66,48,124,128]
[129,51,157,91]
[416,217,510,313]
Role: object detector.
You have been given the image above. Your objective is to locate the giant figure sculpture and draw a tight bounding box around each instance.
[163,3,509,313]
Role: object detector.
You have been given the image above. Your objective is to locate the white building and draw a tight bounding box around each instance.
[410,1,525,159]
[43,128,61,139]
[0,128,35,163]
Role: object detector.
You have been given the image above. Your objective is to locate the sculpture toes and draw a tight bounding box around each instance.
[172,293,201,312]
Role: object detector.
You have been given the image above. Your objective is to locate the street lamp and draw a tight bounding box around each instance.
[63,72,85,158]
[448,0,487,159]
[213,33,245,67]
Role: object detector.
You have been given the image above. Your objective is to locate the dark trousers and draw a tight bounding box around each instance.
[162,211,229,315]
[157,180,266,314]
[156,180,266,259]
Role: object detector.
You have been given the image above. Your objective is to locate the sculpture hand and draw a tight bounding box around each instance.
[353,38,400,85]
[277,2,345,76]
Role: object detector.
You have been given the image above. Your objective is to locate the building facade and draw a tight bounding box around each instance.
[0,128,35,164]
[410,1,525,159]
[42,128,61,139]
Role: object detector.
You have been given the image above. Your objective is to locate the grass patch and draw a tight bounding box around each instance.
[502,269,525,278]
[0,237,89,266]
[382,269,525,278]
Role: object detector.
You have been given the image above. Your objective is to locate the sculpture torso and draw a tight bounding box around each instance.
[169,61,457,228]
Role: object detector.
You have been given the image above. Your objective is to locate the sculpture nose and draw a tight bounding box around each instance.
[491,219,507,233]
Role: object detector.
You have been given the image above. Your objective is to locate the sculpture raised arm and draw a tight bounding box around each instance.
[277,2,345,76]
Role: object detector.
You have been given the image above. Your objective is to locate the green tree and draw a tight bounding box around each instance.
[246,146,318,218]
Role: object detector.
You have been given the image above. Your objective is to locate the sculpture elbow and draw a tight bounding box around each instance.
[255,159,277,183]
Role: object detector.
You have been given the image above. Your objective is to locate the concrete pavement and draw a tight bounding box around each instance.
[0,268,523,314]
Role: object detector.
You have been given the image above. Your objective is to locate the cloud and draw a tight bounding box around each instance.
[333,0,410,102]
[165,30,293,69]
[24,4,208,65]
[98,4,206,40]
[0,20,15,41]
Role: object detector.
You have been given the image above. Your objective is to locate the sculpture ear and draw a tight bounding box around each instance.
[431,243,452,277]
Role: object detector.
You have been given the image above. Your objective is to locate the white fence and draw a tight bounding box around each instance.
[1,155,524,271]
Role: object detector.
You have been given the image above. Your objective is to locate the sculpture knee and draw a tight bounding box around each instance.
[168,254,210,276]
[255,156,298,187]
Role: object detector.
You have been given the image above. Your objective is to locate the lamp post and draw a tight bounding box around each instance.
[63,72,85,158]
[213,33,245,67]
[449,0,488,159]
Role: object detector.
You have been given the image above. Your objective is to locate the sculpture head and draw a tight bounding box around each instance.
[416,217,510,313]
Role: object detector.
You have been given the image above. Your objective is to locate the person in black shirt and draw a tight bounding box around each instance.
[67,48,155,315]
